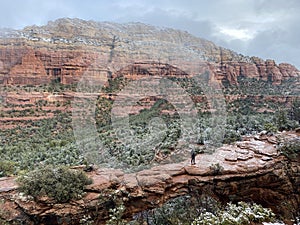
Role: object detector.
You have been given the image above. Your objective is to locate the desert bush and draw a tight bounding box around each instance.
[289,98,300,123]
[278,138,300,159]
[191,202,276,225]
[0,160,16,177]
[131,192,220,225]
[131,190,276,225]
[223,129,241,144]
[264,122,278,134]
[106,203,127,225]
[79,215,94,225]
[0,112,84,173]
[18,166,92,203]
[210,163,224,175]
[97,189,129,225]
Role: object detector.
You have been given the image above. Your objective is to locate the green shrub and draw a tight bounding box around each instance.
[210,163,224,175]
[79,215,94,225]
[131,193,220,225]
[278,138,300,159]
[17,166,92,203]
[289,98,300,123]
[191,202,276,225]
[264,122,278,134]
[223,129,242,144]
[97,189,129,225]
[274,110,298,131]
[0,160,16,177]
[106,203,127,225]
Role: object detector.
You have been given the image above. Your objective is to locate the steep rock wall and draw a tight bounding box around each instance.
[0,46,299,85]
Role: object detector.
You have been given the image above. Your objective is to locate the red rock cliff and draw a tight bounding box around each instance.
[0,18,299,86]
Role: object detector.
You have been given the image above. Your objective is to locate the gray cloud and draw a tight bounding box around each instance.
[0,0,299,68]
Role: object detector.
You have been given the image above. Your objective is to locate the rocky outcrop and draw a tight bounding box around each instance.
[0,47,102,85]
[0,18,299,86]
[0,132,299,224]
[209,59,299,85]
[7,49,48,85]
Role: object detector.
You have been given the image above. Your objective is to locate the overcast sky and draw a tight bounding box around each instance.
[0,0,299,68]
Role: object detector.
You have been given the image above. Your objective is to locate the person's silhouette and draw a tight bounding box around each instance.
[191,149,196,165]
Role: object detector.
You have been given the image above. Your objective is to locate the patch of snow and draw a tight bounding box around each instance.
[262,222,287,225]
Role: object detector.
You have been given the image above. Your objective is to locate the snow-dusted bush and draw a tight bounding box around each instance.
[18,165,92,203]
[191,202,276,225]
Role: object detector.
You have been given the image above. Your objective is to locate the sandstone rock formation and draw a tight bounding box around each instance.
[0,18,299,86]
[0,132,299,225]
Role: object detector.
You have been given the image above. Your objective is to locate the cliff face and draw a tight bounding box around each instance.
[211,59,299,85]
[1,47,298,86]
[0,132,299,224]
[0,47,100,85]
[0,18,299,86]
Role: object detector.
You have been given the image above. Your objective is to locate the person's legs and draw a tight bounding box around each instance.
[191,156,195,165]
